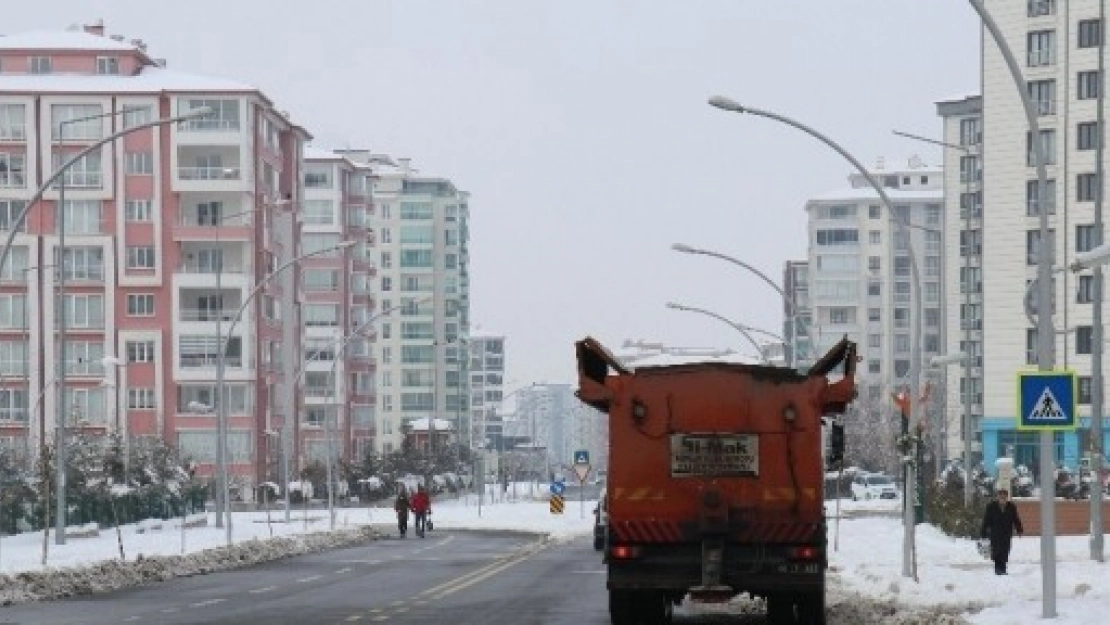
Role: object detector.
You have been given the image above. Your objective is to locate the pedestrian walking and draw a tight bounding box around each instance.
[980,488,1023,575]
[394,485,411,538]
[411,484,432,538]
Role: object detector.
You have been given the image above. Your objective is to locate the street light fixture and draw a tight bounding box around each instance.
[671,243,809,367]
[708,95,924,579]
[665,301,776,363]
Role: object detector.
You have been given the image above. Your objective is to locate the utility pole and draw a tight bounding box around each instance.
[1090,0,1106,563]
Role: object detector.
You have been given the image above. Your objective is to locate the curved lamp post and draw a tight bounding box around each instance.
[708,94,924,579]
[665,301,775,363]
[672,243,808,367]
[213,239,357,545]
[965,0,1058,612]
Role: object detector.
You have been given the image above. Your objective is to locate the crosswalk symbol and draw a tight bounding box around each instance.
[550,494,565,515]
[1029,387,1066,420]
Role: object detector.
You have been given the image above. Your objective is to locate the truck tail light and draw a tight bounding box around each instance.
[788,545,822,561]
[610,544,642,560]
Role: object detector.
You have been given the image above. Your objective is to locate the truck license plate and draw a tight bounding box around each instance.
[670,434,759,478]
[775,563,821,574]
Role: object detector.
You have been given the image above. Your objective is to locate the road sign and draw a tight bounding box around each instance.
[1018,370,1078,430]
[574,450,590,465]
[550,481,566,496]
[550,494,565,514]
[573,463,591,484]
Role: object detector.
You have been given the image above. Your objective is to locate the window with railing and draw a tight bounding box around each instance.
[55,246,105,281]
[122,105,153,129]
[52,104,102,140]
[303,304,339,327]
[0,105,26,141]
[1026,129,1056,166]
[178,430,253,462]
[960,155,981,183]
[178,99,240,131]
[1026,179,1056,215]
[1027,79,1056,116]
[304,406,337,427]
[960,266,982,293]
[58,200,102,235]
[302,200,335,225]
[303,269,340,291]
[177,384,250,413]
[0,200,27,233]
[0,340,27,375]
[1079,70,1102,100]
[1027,30,1056,67]
[52,151,102,188]
[1079,18,1103,49]
[65,341,105,375]
[64,387,106,424]
[0,389,28,422]
[0,152,26,188]
[959,117,981,146]
[179,336,242,368]
[960,229,982,256]
[302,233,342,257]
[305,339,337,362]
[56,294,105,329]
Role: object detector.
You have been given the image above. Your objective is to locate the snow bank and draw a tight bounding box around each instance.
[0,525,377,606]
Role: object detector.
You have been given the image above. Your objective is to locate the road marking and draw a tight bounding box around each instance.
[190,598,226,608]
[161,607,179,613]
[413,599,428,606]
[250,585,278,594]
[336,567,352,574]
[346,616,363,622]
[125,617,140,622]
[390,600,406,607]
[297,575,323,583]
[372,616,389,622]
[396,607,409,613]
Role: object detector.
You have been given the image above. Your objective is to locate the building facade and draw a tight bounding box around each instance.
[358,156,471,455]
[466,334,505,451]
[782,260,812,368]
[804,159,948,464]
[972,0,1110,474]
[0,23,315,496]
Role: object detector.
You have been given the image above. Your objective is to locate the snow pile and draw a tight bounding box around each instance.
[0,524,377,606]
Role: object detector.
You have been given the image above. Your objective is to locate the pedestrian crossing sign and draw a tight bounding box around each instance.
[1017,370,1078,431]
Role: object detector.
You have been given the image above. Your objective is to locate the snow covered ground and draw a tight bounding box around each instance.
[0,492,1107,622]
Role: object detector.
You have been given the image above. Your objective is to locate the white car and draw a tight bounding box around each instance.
[851,473,898,500]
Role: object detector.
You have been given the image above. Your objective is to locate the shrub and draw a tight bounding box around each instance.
[926,482,989,538]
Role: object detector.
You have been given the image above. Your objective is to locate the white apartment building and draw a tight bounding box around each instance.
[965,0,1109,472]
[805,159,947,458]
[352,156,471,455]
[467,334,504,450]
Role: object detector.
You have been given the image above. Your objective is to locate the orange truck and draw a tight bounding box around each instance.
[575,337,857,625]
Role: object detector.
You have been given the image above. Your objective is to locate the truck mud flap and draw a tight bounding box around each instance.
[688,538,733,603]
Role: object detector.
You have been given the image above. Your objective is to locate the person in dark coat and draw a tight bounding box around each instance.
[981,488,1023,574]
[394,485,411,538]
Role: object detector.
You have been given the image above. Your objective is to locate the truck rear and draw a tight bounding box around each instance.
[575,337,856,625]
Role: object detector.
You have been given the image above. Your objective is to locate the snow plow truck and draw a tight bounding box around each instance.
[575,336,857,625]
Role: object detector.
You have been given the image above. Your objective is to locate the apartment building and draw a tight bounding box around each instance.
[301,148,377,465]
[782,260,813,368]
[466,334,504,450]
[0,22,312,496]
[804,159,947,458]
[349,155,471,455]
[937,95,985,467]
[971,0,1110,472]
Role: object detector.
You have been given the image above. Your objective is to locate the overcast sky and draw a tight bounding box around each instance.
[8,1,980,386]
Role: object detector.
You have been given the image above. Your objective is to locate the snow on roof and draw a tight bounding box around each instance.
[0,65,257,94]
[303,146,343,161]
[807,187,943,203]
[406,417,454,432]
[0,30,139,52]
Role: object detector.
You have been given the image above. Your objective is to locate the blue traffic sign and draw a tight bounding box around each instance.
[550,481,566,495]
[1018,370,1078,431]
[574,450,590,465]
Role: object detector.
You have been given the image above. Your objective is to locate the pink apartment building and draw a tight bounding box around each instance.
[0,22,371,498]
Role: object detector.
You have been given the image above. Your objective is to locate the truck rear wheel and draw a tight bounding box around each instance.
[797,588,826,625]
[609,590,670,625]
[609,590,637,625]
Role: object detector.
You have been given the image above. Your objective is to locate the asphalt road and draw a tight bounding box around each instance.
[0,528,774,625]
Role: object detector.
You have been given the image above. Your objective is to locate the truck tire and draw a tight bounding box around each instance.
[609,590,669,625]
[766,594,795,625]
[797,588,826,625]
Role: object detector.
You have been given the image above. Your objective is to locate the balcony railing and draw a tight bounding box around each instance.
[304,387,334,398]
[179,355,243,368]
[177,261,248,274]
[180,119,240,132]
[179,308,237,322]
[178,213,253,227]
[178,167,241,181]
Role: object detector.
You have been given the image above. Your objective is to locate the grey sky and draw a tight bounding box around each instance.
[9,1,979,385]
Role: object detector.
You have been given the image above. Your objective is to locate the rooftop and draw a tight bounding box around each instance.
[0,29,138,52]
[0,65,257,94]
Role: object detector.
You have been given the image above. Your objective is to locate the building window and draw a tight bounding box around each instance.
[1028,0,1056,17]
[1079,377,1093,405]
[126,246,156,269]
[127,388,156,410]
[1027,79,1056,115]
[1078,275,1095,304]
[1080,19,1103,48]
[960,229,982,256]
[0,152,26,188]
[125,152,153,175]
[30,56,52,74]
[52,104,103,140]
[869,231,881,245]
[303,269,339,291]
[1078,173,1100,202]
[122,106,153,129]
[868,308,880,322]
[894,308,910,329]
[0,105,26,141]
[126,340,156,363]
[96,57,119,75]
[925,308,941,328]
[960,155,981,183]
[304,170,331,188]
[925,204,941,225]
[1079,70,1102,100]
[127,294,155,316]
[959,117,982,146]
[868,256,880,272]
[179,99,240,131]
[1026,179,1057,215]
[302,200,335,225]
[867,281,881,297]
[829,307,852,324]
[1078,326,1094,354]
[1027,30,1056,67]
[1078,121,1101,151]
[125,200,153,221]
[1077,224,1101,253]
[816,229,858,246]
[868,334,881,349]
[1026,129,1056,166]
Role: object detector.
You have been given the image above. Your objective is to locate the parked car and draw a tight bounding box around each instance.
[593,487,608,551]
[850,473,898,501]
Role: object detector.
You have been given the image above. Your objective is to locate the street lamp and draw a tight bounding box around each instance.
[665,301,777,363]
[213,238,357,545]
[708,94,924,579]
[671,243,808,368]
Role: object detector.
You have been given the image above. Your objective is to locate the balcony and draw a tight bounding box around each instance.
[178,166,241,181]
[179,354,243,369]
